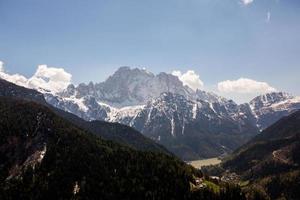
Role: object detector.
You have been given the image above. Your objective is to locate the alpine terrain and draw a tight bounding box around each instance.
[2,67,300,160]
[43,67,300,160]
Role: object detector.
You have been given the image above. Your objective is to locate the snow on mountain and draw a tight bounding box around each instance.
[1,65,299,159]
[108,104,145,126]
[249,92,300,130]
[249,92,294,111]
[114,92,259,159]
[195,90,228,103]
[60,67,194,107]
[37,67,263,159]
[44,94,111,121]
[40,73,300,142]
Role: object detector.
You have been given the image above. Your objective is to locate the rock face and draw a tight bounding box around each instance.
[61,67,194,107]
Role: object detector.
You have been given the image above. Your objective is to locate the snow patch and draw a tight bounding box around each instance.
[192,103,197,119]
[65,97,88,112]
[37,144,47,163]
[108,104,145,122]
[73,181,80,195]
[171,116,175,136]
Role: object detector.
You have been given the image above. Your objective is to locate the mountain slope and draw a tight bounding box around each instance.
[0,78,169,155]
[113,92,258,160]
[0,97,196,199]
[224,110,300,174]
[223,110,300,199]
[0,79,46,104]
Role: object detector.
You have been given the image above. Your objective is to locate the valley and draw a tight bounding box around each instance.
[188,157,221,169]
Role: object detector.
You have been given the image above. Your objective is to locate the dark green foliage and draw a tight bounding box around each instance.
[191,183,246,200]
[85,120,171,154]
[222,110,300,200]
[0,97,196,199]
[265,171,300,200]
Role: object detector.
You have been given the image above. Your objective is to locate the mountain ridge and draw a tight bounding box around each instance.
[1,67,300,160]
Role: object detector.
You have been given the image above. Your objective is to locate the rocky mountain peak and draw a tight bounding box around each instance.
[59,67,196,107]
[103,67,155,87]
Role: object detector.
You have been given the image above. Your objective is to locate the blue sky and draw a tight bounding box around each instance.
[0,0,299,102]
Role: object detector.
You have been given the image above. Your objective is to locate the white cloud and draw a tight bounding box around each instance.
[241,0,254,5]
[172,70,204,91]
[0,62,72,94]
[218,78,276,94]
[28,65,72,93]
[217,78,277,103]
[0,61,28,87]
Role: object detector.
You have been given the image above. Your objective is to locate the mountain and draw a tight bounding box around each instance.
[250,92,300,130]
[0,78,170,155]
[2,67,300,161]
[41,67,260,160]
[109,92,258,160]
[222,110,300,199]
[60,66,194,107]
[46,90,259,160]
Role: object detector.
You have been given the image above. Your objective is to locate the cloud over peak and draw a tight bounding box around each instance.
[218,78,276,94]
[0,62,72,93]
[28,65,72,93]
[172,70,204,91]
